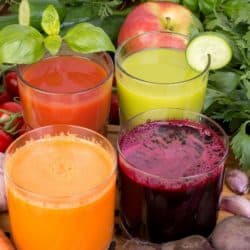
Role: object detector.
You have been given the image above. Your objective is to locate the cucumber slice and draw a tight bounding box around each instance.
[186,32,232,71]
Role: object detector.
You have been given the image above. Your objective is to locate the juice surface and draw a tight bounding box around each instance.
[23,56,107,93]
[116,48,208,121]
[6,135,116,250]
[118,120,226,242]
[19,55,112,131]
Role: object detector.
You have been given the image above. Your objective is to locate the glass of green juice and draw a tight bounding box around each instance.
[115,31,211,122]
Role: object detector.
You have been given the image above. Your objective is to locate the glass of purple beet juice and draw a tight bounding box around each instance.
[117,108,229,243]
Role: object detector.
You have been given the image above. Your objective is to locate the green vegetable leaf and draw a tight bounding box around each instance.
[198,0,216,15]
[19,0,30,26]
[223,0,250,25]
[231,120,250,170]
[44,35,62,55]
[41,4,60,35]
[209,71,240,93]
[0,24,45,64]
[204,87,226,110]
[183,0,199,12]
[64,22,115,53]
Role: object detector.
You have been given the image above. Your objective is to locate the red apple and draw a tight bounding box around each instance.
[117,1,202,46]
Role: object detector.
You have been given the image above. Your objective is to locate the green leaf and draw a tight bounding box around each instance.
[64,22,115,53]
[198,0,216,15]
[223,0,250,25]
[44,35,62,55]
[209,71,240,93]
[41,4,60,35]
[183,0,199,12]
[19,0,30,26]
[0,24,45,64]
[204,87,226,110]
[231,120,250,170]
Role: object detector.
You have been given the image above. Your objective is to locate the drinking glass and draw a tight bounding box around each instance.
[17,48,113,133]
[115,31,210,123]
[117,108,228,243]
[4,125,117,250]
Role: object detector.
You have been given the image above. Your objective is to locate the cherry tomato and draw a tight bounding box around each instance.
[0,129,13,152]
[0,101,22,113]
[4,71,19,97]
[0,102,24,136]
[0,91,11,104]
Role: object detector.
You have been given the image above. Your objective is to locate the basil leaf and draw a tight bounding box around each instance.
[44,35,62,55]
[19,0,30,26]
[64,22,115,54]
[42,4,60,35]
[0,24,45,64]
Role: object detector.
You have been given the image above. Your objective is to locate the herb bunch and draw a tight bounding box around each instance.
[184,0,250,170]
[0,3,115,73]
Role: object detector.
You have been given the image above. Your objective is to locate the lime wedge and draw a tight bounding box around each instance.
[186,32,232,71]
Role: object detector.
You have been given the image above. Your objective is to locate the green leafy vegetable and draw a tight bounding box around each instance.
[0,2,116,65]
[0,24,44,64]
[231,121,250,171]
[59,0,122,19]
[18,0,30,26]
[41,4,62,55]
[16,0,66,30]
[209,71,240,94]
[64,22,115,53]
[41,4,60,35]
[44,35,61,55]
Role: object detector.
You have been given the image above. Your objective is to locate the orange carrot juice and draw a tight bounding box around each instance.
[17,52,113,132]
[4,125,116,250]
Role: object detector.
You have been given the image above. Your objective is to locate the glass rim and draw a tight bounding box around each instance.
[117,108,229,182]
[115,30,211,85]
[17,52,114,95]
[4,124,117,202]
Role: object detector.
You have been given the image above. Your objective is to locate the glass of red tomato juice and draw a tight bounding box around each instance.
[17,49,113,133]
[117,108,229,243]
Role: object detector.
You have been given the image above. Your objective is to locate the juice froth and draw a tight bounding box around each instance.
[119,120,225,183]
[118,120,226,242]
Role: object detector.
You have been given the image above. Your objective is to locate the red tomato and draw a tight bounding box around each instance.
[0,101,22,113]
[0,91,11,104]
[0,102,24,136]
[4,71,19,97]
[0,129,13,152]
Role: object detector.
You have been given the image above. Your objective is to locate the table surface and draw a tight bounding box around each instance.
[0,125,249,249]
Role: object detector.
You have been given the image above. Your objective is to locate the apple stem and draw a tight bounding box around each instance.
[164,17,173,31]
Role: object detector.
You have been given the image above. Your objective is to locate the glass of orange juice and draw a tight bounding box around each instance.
[4,125,117,250]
